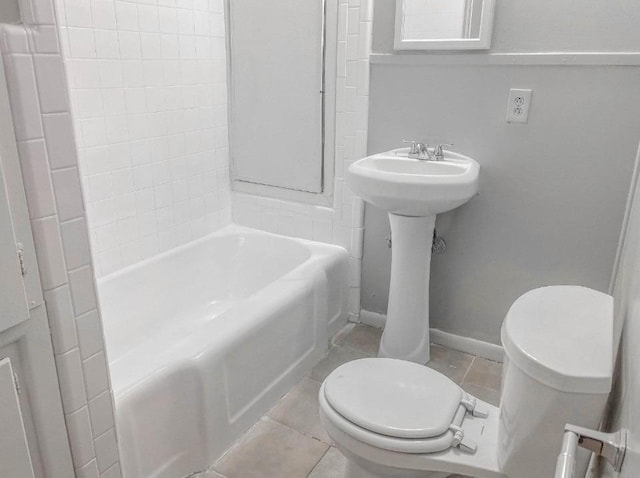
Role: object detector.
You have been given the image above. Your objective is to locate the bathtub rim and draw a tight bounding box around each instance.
[97,223,345,286]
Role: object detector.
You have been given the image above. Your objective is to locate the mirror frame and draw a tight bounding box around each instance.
[394,0,496,50]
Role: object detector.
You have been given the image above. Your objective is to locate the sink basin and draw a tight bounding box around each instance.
[348,148,479,216]
[347,147,480,364]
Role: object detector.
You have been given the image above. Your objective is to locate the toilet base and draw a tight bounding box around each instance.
[320,389,505,478]
[344,450,448,478]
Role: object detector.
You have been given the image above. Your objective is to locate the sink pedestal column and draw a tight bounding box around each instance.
[378,213,436,364]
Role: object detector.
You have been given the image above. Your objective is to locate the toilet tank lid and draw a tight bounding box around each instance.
[501,286,613,394]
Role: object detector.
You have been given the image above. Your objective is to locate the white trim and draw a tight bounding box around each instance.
[430,329,504,363]
[358,309,504,362]
[609,140,640,294]
[394,0,495,51]
[232,180,334,207]
[358,309,387,328]
[370,52,640,67]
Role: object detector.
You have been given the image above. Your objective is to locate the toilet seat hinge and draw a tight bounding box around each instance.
[461,395,489,418]
[449,424,478,454]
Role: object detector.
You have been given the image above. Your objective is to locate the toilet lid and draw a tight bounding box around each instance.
[323,358,463,439]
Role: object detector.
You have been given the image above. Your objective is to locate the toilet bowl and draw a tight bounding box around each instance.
[319,286,614,478]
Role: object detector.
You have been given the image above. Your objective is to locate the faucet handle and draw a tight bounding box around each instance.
[402,139,419,155]
[433,143,454,160]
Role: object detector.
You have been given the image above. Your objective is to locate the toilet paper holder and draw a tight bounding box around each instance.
[555,424,627,478]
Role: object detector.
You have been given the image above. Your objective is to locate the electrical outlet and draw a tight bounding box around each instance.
[506,88,532,123]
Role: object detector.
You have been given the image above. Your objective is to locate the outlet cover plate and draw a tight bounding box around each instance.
[506,88,532,123]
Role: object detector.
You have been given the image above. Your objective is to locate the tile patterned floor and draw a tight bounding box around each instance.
[199,324,503,478]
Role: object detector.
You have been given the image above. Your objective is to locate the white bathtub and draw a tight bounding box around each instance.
[98,225,348,478]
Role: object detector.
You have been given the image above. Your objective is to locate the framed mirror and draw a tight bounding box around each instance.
[394,0,496,50]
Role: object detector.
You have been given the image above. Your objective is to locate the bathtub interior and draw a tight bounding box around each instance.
[99,228,312,363]
[96,226,349,477]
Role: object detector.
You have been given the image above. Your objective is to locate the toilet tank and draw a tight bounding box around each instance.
[496,286,613,478]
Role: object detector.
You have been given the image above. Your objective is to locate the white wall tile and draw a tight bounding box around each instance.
[100,462,122,478]
[118,31,141,59]
[76,459,99,478]
[97,248,121,275]
[33,54,69,112]
[97,59,123,87]
[88,391,115,437]
[176,9,194,35]
[158,7,178,34]
[75,309,103,359]
[140,33,162,59]
[65,0,93,28]
[44,285,79,354]
[94,428,119,473]
[51,167,85,221]
[66,406,96,468]
[82,351,109,399]
[42,112,78,168]
[100,89,126,116]
[68,28,97,58]
[80,117,109,146]
[17,139,57,218]
[71,59,101,88]
[0,24,30,53]
[5,54,43,140]
[55,348,87,413]
[32,25,61,54]
[138,5,160,33]
[91,0,116,30]
[94,30,120,59]
[57,0,231,277]
[115,1,139,31]
[31,215,68,289]
[312,220,333,244]
[60,217,92,270]
[68,265,98,315]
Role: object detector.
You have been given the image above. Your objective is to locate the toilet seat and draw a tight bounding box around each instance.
[321,358,486,454]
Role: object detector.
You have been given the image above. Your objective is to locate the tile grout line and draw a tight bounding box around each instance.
[264,415,331,447]
[332,342,371,356]
[305,445,332,478]
[460,356,477,384]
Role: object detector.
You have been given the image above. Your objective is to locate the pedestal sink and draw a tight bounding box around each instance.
[348,147,479,364]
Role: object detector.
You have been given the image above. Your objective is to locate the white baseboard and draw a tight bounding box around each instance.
[358,309,504,363]
[430,329,504,363]
[357,309,387,328]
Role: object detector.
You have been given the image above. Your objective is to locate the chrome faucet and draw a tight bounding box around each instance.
[433,143,453,161]
[402,140,454,161]
[402,140,433,160]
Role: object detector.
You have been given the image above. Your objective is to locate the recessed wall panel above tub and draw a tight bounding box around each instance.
[229,0,324,193]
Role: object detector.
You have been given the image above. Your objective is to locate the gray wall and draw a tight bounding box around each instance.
[0,0,20,23]
[361,0,640,345]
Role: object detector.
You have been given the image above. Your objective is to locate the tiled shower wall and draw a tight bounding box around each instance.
[0,1,371,476]
[232,0,373,320]
[54,0,231,277]
[0,1,121,475]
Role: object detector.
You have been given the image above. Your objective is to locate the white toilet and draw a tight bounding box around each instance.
[319,286,614,478]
